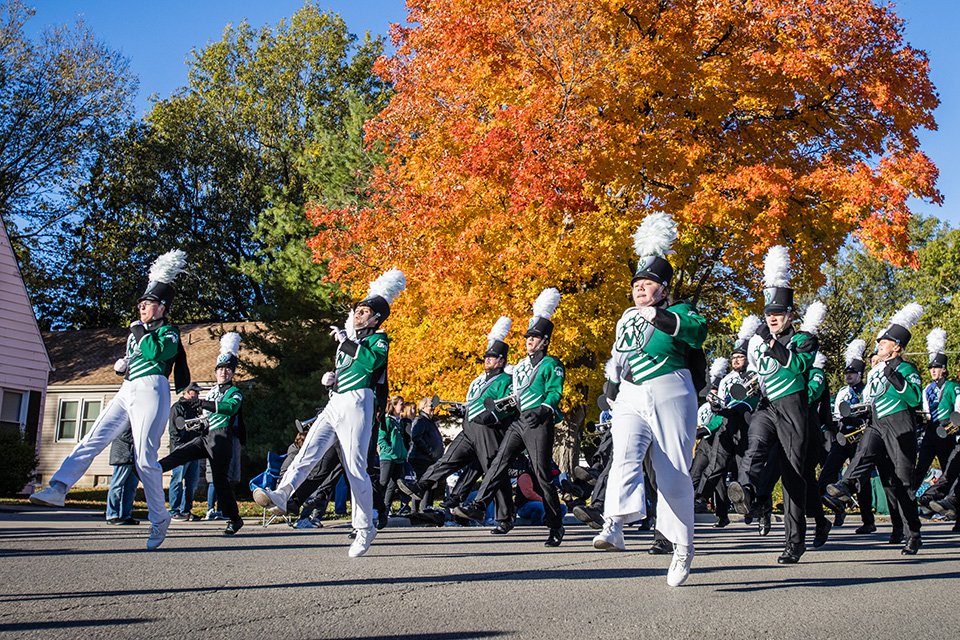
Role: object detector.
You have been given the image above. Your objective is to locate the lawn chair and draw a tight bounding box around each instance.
[248,451,292,527]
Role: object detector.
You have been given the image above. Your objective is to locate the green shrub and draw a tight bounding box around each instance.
[0,431,39,496]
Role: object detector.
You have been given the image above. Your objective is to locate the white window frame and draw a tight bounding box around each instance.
[55,397,105,443]
[0,388,29,434]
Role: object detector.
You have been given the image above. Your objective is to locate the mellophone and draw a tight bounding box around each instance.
[730,373,760,401]
[936,412,960,439]
[431,394,466,413]
[483,394,518,413]
[183,416,209,432]
[835,401,871,445]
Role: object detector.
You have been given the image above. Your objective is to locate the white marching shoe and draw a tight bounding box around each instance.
[147,516,171,550]
[29,486,67,508]
[253,487,289,515]
[667,547,694,587]
[592,517,626,551]
[348,527,377,557]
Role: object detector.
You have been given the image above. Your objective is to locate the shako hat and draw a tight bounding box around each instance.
[485,316,512,359]
[139,250,187,310]
[880,302,923,349]
[354,269,407,325]
[631,212,677,286]
[216,332,241,370]
[732,316,761,355]
[524,288,561,339]
[709,357,728,390]
[762,245,793,313]
[927,328,948,369]
[843,339,866,374]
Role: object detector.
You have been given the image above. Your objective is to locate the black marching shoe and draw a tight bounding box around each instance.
[826,482,855,505]
[648,538,674,555]
[545,527,564,547]
[452,501,486,522]
[758,512,772,537]
[714,514,730,528]
[224,518,244,535]
[376,510,389,530]
[572,505,605,530]
[635,517,652,531]
[888,528,904,544]
[952,520,960,533]
[694,501,711,514]
[813,520,831,548]
[901,536,922,555]
[573,466,598,486]
[833,508,847,527]
[491,520,514,535]
[439,496,461,509]
[397,478,425,501]
[855,522,877,534]
[727,482,754,516]
[822,493,847,516]
[778,542,805,564]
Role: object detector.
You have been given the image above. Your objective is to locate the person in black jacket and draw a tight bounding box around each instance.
[167,382,203,520]
[105,428,140,525]
[407,399,444,482]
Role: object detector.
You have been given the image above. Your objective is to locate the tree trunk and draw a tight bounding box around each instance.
[554,404,585,476]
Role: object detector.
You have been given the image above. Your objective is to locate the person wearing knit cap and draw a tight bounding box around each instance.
[454,289,567,547]
[590,212,707,587]
[727,246,820,564]
[398,316,516,531]
[913,328,959,490]
[30,250,191,551]
[160,333,245,535]
[697,317,761,529]
[254,269,406,558]
[824,303,925,554]
[819,339,876,533]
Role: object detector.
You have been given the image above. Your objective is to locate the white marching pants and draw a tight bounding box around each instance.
[50,376,170,525]
[603,370,698,547]
[278,389,374,531]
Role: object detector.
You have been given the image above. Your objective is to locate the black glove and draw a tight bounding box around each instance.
[696,426,710,439]
[185,397,202,410]
[199,399,217,412]
[883,357,906,392]
[756,322,773,343]
[450,405,466,419]
[130,321,146,341]
[473,409,496,425]
[603,380,620,402]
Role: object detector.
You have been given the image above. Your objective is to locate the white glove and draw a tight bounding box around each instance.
[329,325,348,343]
[639,306,657,323]
[321,371,337,387]
[114,358,129,374]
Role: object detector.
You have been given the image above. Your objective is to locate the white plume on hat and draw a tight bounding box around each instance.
[889,302,923,330]
[219,332,241,358]
[738,316,762,342]
[927,327,947,356]
[763,245,791,288]
[487,316,512,346]
[344,308,357,340]
[367,268,407,304]
[800,301,827,335]
[531,288,561,319]
[710,357,729,384]
[633,212,677,258]
[813,351,827,369]
[148,249,187,284]
[605,357,621,384]
[845,339,866,366]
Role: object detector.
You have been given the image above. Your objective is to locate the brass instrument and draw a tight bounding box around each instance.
[431,394,466,413]
[839,401,871,419]
[295,415,318,433]
[183,416,209,432]
[706,391,724,412]
[597,395,612,412]
[730,373,760,401]
[936,411,960,439]
[837,426,866,446]
[483,394,518,413]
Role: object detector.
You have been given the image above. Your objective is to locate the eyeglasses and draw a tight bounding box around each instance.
[138,301,158,310]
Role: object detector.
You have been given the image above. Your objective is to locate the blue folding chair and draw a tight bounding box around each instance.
[248,451,291,527]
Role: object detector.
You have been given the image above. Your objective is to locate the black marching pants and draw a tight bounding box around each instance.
[818,438,875,525]
[914,426,955,490]
[160,427,239,521]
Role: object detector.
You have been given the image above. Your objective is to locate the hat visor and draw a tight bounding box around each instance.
[630,271,668,286]
[763,304,789,314]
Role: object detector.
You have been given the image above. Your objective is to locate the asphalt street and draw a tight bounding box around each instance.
[0,507,957,639]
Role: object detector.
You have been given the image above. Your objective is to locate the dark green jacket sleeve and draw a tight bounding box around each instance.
[138,324,181,364]
[541,357,565,414]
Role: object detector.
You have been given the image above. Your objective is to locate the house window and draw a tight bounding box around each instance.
[0,389,25,434]
[56,399,102,442]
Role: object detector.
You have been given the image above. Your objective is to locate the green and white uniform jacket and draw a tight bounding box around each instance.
[512,354,564,414]
[204,384,242,431]
[465,371,513,423]
[125,323,181,381]
[746,327,816,402]
[334,331,390,393]
[922,379,960,424]
[808,368,827,405]
[863,359,922,420]
[607,302,707,386]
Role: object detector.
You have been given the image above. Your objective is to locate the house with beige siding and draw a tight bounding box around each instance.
[0,217,53,492]
[38,322,265,488]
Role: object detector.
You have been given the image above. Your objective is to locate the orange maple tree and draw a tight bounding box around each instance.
[306,0,940,421]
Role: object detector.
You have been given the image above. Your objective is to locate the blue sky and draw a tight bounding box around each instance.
[25,0,959,227]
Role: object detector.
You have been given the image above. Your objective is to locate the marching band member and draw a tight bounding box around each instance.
[254,269,406,557]
[591,212,707,587]
[824,304,925,553]
[398,317,516,531]
[160,333,245,535]
[454,289,566,547]
[728,246,819,564]
[914,328,958,489]
[30,250,190,550]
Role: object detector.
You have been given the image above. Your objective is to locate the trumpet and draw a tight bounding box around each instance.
[730,373,760,401]
[431,394,466,413]
[706,391,724,411]
[183,416,209,432]
[936,411,960,439]
[837,426,865,445]
[483,394,518,413]
[296,415,318,433]
[839,401,871,418]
